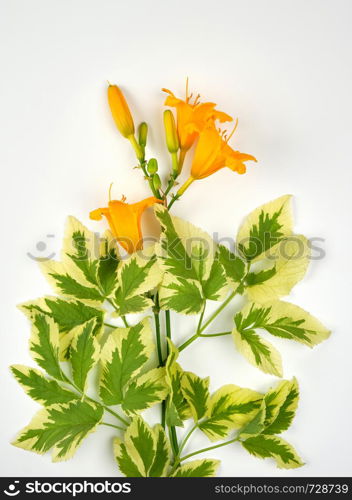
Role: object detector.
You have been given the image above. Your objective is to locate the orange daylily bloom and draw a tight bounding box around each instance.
[177,127,257,195]
[191,127,257,180]
[162,85,232,152]
[90,197,162,253]
[108,84,135,138]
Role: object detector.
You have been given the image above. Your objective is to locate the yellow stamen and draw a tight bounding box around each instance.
[225,118,239,143]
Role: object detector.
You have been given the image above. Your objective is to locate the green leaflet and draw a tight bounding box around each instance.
[233,301,330,375]
[171,459,220,477]
[238,378,302,469]
[245,235,310,303]
[155,206,229,314]
[10,365,78,406]
[256,301,330,347]
[237,195,293,261]
[29,314,64,381]
[113,441,143,477]
[113,247,162,316]
[237,378,299,436]
[70,319,100,392]
[199,384,263,441]
[241,435,304,469]
[13,401,103,462]
[165,341,191,426]
[239,401,267,439]
[232,324,283,377]
[159,275,204,315]
[99,319,154,405]
[121,368,169,415]
[20,297,105,334]
[114,417,171,477]
[264,378,299,435]
[149,425,171,477]
[20,296,104,360]
[181,372,210,422]
[217,245,246,291]
[201,258,229,301]
[96,230,120,296]
[40,218,121,304]
[40,260,104,303]
[263,380,291,427]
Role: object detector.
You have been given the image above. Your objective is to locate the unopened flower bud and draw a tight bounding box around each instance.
[108,84,135,138]
[163,110,179,154]
[138,122,148,148]
[147,158,158,175]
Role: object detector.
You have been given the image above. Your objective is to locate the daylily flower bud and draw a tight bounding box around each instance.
[147,158,158,175]
[108,84,135,138]
[152,174,161,191]
[163,110,179,154]
[138,122,148,148]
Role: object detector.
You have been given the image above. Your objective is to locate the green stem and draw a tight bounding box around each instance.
[199,292,236,334]
[167,193,180,210]
[153,297,163,367]
[170,426,179,456]
[101,422,125,431]
[104,322,117,329]
[165,310,171,356]
[180,437,239,463]
[164,174,177,197]
[178,293,236,352]
[164,309,179,454]
[178,424,198,456]
[122,316,129,328]
[199,331,232,338]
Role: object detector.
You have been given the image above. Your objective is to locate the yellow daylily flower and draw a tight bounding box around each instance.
[162,82,232,153]
[178,126,257,194]
[90,196,162,254]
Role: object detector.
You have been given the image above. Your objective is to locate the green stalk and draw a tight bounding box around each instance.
[178,292,236,352]
[200,331,232,338]
[199,292,236,333]
[101,422,125,431]
[164,308,179,455]
[165,310,171,355]
[153,295,163,366]
[171,437,240,474]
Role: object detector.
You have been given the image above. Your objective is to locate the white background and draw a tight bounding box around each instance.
[1,0,351,478]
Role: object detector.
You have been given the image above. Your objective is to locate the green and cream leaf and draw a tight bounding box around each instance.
[242,434,304,469]
[181,372,210,422]
[70,319,100,392]
[171,459,220,477]
[237,195,293,261]
[199,384,263,441]
[121,367,168,414]
[11,365,78,406]
[158,275,204,315]
[29,314,64,381]
[232,326,283,377]
[99,319,154,405]
[13,401,103,462]
[165,341,191,426]
[264,378,299,435]
[245,235,310,303]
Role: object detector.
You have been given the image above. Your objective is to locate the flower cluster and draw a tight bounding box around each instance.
[90,81,256,252]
